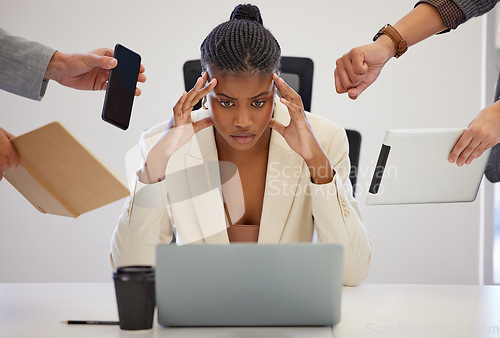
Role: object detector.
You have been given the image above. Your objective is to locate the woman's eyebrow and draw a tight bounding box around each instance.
[216,93,237,100]
[249,91,270,100]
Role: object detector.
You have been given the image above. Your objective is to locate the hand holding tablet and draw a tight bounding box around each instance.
[367,128,491,205]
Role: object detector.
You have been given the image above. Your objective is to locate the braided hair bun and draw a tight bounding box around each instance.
[200,4,281,75]
[230,4,264,25]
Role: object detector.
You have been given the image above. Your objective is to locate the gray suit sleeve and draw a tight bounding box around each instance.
[453,0,500,21]
[0,28,56,101]
[484,70,500,183]
[449,0,500,182]
[485,144,500,183]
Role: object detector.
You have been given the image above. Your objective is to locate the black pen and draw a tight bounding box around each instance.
[62,320,119,325]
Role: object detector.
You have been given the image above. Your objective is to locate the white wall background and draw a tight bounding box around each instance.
[0,0,494,284]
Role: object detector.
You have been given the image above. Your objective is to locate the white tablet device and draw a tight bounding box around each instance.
[366,128,490,205]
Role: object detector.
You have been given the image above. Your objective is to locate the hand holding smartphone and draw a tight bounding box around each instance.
[101,44,141,130]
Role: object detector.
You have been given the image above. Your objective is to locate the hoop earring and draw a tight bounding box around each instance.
[202,97,208,110]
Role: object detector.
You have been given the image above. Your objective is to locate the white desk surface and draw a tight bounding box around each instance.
[1,283,499,338]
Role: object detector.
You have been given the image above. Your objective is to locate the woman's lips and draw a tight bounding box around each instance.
[231,133,256,144]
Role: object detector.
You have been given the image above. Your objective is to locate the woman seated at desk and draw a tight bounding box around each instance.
[110,3,371,286]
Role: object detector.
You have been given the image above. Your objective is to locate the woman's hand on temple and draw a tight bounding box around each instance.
[139,73,217,183]
[269,74,333,184]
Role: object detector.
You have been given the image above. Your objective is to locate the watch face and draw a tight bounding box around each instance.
[373,24,390,42]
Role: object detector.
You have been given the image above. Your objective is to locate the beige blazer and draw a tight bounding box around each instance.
[110,101,371,286]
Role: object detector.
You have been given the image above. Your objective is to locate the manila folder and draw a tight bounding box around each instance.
[4,122,129,218]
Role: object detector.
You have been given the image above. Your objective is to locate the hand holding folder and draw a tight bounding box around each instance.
[4,122,129,218]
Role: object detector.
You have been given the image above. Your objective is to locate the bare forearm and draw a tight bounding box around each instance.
[394,3,446,47]
[138,151,169,184]
[306,153,334,185]
[374,4,446,60]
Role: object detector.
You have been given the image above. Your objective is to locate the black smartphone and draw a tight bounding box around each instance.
[101,44,141,130]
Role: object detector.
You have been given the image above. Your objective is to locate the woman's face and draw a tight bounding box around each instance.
[206,72,276,152]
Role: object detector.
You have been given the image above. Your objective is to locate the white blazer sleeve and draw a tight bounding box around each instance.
[310,126,371,286]
[109,130,173,270]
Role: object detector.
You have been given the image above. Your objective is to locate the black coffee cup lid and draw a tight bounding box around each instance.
[113,265,155,280]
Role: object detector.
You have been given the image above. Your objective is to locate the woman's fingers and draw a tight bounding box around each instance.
[273,73,290,100]
[173,91,188,121]
[269,118,286,137]
[183,76,205,111]
[182,75,217,112]
[279,97,306,123]
[273,73,303,107]
[172,74,218,129]
[172,72,217,130]
[191,78,218,107]
[193,117,214,133]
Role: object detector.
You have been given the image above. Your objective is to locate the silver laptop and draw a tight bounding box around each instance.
[155,243,344,327]
[366,128,490,205]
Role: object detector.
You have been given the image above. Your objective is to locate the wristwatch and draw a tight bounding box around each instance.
[373,24,408,58]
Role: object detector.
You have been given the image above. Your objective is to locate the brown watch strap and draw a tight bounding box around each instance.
[379,24,408,58]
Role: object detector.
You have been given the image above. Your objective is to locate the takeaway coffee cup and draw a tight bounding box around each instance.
[113,265,155,330]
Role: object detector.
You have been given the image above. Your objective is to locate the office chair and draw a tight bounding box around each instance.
[345,129,361,196]
[182,58,361,195]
